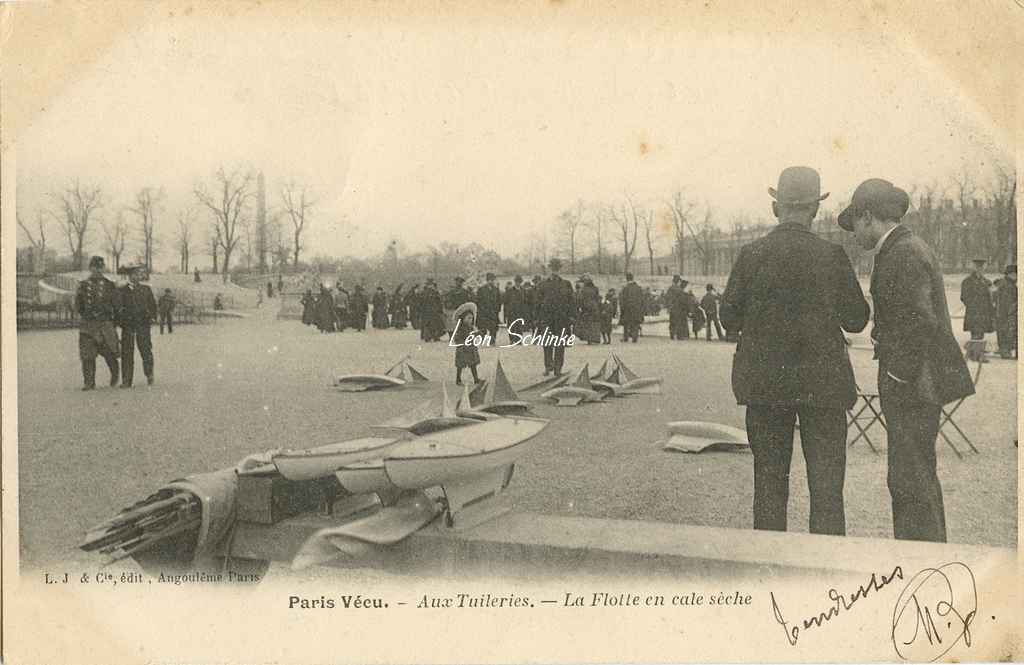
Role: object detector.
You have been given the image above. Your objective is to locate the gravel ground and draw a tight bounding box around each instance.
[15,305,1018,571]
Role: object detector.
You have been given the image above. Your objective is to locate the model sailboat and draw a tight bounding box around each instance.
[541,363,605,406]
[334,356,429,392]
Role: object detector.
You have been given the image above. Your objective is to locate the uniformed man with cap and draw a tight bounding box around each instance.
[960,258,995,343]
[118,265,158,387]
[721,166,869,536]
[535,258,575,375]
[76,256,121,390]
[476,272,501,346]
[839,177,974,542]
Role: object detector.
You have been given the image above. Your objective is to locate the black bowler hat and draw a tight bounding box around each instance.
[486,272,496,280]
[837,178,910,231]
[972,258,987,265]
[88,255,105,269]
[454,276,465,283]
[1006,264,1017,275]
[769,166,830,206]
[514,275,523,283]
[548,258,563,271]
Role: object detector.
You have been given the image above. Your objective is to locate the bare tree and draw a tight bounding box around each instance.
[175,209,196,273]
[49,180,103,270]
[100,213,129,273]
[990,161,1017,266]
[665,190,697,275]
[951,169,977,270]
[640,207,659,275]
[17,210,49,274]
[557,199,584,273]
[208,224,221,274]
[194,167,255,281]
[127,187,164,272]
[281,182,315,269]
[613,195,642,275]
[588,205,608,274]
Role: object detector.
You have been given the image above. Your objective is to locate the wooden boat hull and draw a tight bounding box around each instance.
[336,417,549,494]
[618,378,663,395]
[541,386,604,406]
[334,374,406,392]
[661,421,750,453]
[334,460,391,495]
[386,417,548,489]
[273,436,404,480]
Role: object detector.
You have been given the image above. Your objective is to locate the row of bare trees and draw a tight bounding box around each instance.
[16,169,317,279]
[554,165,1016,277]
[554,189,710,276]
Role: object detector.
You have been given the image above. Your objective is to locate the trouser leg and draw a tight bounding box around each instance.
[713,317,724,339]
[881,395,946,542]
[795,405,848,536]
[136,326,154,379]
[746,405,796,532]
[79,333,98,388]
[542,345,554,372]
[121,328,136,385]
[552,344,565,374]
[167,313,173,333]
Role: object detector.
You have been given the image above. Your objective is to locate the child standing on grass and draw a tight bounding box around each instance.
[452,301,482,385]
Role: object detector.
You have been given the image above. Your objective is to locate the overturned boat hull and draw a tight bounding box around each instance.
[272,436,406,481]
[334,374,406,392]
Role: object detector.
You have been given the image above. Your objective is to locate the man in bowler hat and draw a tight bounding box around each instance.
[536,258,575,375]
[118,265,158,387]
[839,178,974,542]
[960,258,995,343]
[721,166,869,536]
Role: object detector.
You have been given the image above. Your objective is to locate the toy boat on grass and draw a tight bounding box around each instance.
[376,382,481,435]
[271,435,409,481]
[599,354,663,395]
[334,356,429,392]
[335,414,549,525]
[541,364,605,406]
[461,359,532,416]
[660,421,750,453]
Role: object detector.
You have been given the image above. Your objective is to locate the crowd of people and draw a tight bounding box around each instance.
[960,259,1018,360]
[296,269,732,346]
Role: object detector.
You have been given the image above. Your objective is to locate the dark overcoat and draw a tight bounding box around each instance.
[960,273,995,334]
[872,225,974,405]
[720,222,870,409]
[535,275,575,331]
[618,282,644,326]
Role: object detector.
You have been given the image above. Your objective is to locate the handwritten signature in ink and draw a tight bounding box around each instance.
[891,562,977,662]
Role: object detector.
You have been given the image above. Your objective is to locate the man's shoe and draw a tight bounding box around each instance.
[147,375,154,386]
[120,383,133,389]
[82,385,96,391]
[543,370,551,377]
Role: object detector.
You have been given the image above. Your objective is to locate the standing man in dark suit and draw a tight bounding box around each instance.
[76,255,121,390]
[503,275,526,332]
[118,265,158,387]
[158,288,176,334]
[476,272,501,346]
[536,258,575,376]
[665,276,687,340]
[618,273,644,343]
[701,284,725,341]
[721,166,869,536]
[960,259,995,343]
[839,178,974,542]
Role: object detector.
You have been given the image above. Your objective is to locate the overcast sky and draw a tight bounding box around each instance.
[13,8,1012,271]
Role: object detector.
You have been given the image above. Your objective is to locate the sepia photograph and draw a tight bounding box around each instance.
[2,1,1020,663]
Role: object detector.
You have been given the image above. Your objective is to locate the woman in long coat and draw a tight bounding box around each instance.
[390,285,408,328]
[371,287,390,329]
[575,277,603,344]
[315,286,336,333]
[300,289,315,325]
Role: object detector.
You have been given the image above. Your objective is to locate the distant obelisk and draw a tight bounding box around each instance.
[257,171,268,273]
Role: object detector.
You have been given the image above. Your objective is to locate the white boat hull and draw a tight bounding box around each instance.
[335,374,406,392]
[273,436,403,481]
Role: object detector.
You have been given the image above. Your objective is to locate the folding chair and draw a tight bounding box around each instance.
[936,356,984,458]
[847,386,886,454]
